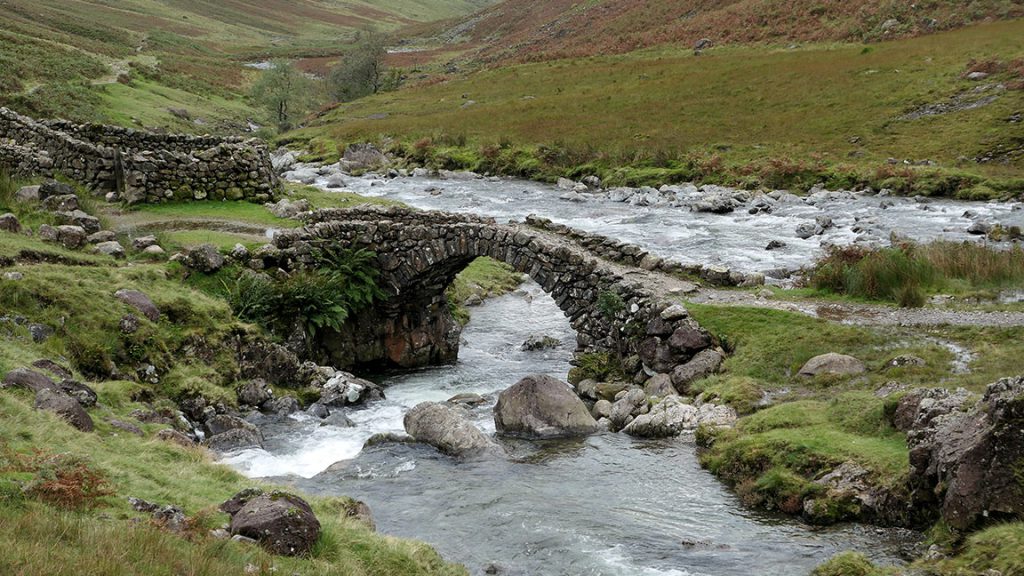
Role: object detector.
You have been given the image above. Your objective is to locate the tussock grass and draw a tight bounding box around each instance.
[302,19,1024,192]
[810,241,1024,307]
[0,392,466,576]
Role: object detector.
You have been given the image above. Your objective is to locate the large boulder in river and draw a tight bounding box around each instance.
[798,353,866,378]
[904,376,1024,531]
[493,375,598,439]
[227,490,321,556]
[34,388,94,432]
[404,402,501,458]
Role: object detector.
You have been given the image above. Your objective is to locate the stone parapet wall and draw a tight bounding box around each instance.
[0,107,277,205]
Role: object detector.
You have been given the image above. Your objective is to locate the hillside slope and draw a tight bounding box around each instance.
[0,0,496,129]
[294,19,1024,194]
[429,0,1024,63]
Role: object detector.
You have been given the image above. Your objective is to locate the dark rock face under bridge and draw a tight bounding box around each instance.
[271,206,718,383]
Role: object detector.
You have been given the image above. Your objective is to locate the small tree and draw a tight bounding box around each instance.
[327,30,390,103]
[250,60,316,131]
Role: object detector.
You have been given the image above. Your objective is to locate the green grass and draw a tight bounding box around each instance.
[810,241,1024,307]
[686,304,1024,393]
[297,19,1024,192]
[0,391,465,576]
[446,257,525,324]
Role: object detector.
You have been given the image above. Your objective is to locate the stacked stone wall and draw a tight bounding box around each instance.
[0,107,277,204]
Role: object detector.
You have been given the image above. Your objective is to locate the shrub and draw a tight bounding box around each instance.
[1,445,112,511]
[228,248,385,342]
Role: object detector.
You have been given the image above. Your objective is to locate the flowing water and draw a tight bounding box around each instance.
[287,168,1024,275]
[224,283,917,576]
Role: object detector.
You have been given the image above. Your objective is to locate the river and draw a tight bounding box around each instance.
[224,284,916,576]
[284,168,1024,275]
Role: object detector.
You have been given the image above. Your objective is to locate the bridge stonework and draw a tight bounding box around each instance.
[0,107,277,205]
[272,206,717,381]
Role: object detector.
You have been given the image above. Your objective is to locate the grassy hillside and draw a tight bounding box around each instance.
[423,0,1024,64]
[0,0,496,130]
[289,19,1024,194]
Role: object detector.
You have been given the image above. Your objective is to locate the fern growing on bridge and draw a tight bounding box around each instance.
[228,248,385,346]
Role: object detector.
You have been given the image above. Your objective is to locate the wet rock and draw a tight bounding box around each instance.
[967,221,992,235]
[237,379,273,408]
[798,353,866,378]
[203,414,261,439]
[363,432,416,448]
[95,241,126,259]
[623,396,737,437]
[322,410,355,428]
[267,396,300,416]
[404,401,501,458]
[494,375,599,439]
[592,399,613,419]
[114,289,160,322]
[34,388,94,431]
[238,340,302,388]
[521,334,561,351]
[795,222,819,239]
[609,387,647,430]
[227,491,321,556]
[306,402,330,419]
[181,244,225,273]
[594,381,630,402]
[644,374,676,398]
[904,377,1024,531]
[320,371,381,407]
[447,392,487,406]
[325,174,346,189]
[1,368,59,393]
[203,427,263,452]
[670,348,725,393]
[0,213,21,233]
[765,240,787,251]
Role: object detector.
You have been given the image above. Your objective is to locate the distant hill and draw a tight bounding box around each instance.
[0,0,496,128]
[432,0,1024,63]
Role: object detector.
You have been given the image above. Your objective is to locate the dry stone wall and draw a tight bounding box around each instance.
[0,107,277,205]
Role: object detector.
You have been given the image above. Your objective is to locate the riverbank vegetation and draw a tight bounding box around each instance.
[809,241,1024,307]
[686,302,1024,570]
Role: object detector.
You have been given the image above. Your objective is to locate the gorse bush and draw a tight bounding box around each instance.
[810,241,1024,306]
[228,247,385,342]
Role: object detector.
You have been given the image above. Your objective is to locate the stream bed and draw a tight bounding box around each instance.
[224,283,917,576]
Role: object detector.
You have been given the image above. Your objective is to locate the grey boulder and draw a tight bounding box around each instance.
[493,374,598,439]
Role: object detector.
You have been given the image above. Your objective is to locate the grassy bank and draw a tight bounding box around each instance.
[809,240,1024,307]
[288,19,1024,196]
[685,303,1024,529]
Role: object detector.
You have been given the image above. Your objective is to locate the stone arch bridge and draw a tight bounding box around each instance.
[271,206,717,383]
